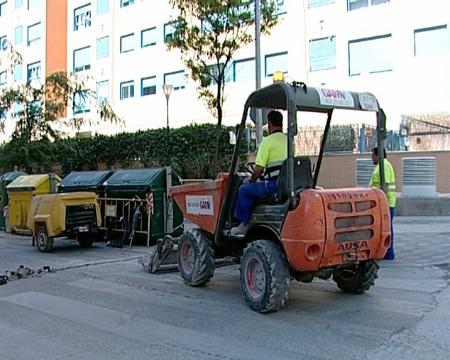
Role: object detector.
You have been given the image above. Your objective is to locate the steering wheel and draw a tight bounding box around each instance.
[245,162,256,176]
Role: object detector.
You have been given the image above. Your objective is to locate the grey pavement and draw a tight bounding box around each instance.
[0,216,449,360]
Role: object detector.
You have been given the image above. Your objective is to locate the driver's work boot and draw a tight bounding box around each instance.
[230,223,248,236]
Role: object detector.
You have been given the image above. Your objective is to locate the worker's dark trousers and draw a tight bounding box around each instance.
[234,180,277,224]
[386,207,395,258]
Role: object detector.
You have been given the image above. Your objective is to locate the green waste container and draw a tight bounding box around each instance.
[59,170,113,195]
[0,171,26,230]
[102,167,183,241]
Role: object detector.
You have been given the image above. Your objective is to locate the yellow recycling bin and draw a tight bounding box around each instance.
[6,174,61,234]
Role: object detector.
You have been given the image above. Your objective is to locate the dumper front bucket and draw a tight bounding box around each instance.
[170,174,229,235]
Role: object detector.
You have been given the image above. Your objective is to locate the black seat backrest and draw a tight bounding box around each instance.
[277,156,313,202]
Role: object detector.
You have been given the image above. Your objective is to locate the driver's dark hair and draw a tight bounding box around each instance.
[268,110,283,127]
[372,147,387,158]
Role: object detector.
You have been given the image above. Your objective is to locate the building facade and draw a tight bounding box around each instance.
[1,0,449,139]
[0,0,67,140]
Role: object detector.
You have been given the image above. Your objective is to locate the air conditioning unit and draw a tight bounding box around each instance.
[402,157,436,197]
[355,158,374,188]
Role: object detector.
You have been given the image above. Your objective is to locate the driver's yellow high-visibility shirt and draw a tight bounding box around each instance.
[369,159,397,207]
[255,132,287,168]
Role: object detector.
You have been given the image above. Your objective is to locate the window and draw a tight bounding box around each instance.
[309,37,336,71]
[73,46,91,72]
[14,63,22,81]
[164,22,176,42]
[120,33,134,53]
[0,71,6,86]
[120,81,134,100]
[347,0,389,11]
[141,27,157,48]
[414,25,448,57]
[96,36,109,59]
[203,64,231,86]
[96,80,109,104]
[74,4,92,31]
[15,0,23,8]
[348,34,392,76]
[0,35,7,51]
[120,0,134,8]
[0,2,6,16]
[276,0,287,15]
[73,90,90,114]
[309,0,334,8]
[97,0,109,15]
[28,0,41,9]
[141,76,156,96]
[265,52,288,77]
[164,70,185,91]
[27,61,41,83]
[15,26,23,44]
[27,22,41,46]
[233,58,255,82]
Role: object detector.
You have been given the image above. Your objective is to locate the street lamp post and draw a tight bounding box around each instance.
[162,84,173,129]
[254,0,263,148]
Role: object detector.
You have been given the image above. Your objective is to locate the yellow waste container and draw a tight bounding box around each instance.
[6,174,61,233]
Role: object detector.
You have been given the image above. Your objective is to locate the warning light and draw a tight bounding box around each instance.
[272,71,285,83]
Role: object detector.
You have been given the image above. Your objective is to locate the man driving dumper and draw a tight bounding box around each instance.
[230,110,287,235]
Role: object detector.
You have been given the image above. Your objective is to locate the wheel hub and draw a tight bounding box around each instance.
[180,241,195,274]
[245,255,266,299]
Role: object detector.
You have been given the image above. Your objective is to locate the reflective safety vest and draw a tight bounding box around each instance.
[255,132,288,181]
[370,159,396,207]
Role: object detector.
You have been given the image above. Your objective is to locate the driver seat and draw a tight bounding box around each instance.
[257,156,313,204]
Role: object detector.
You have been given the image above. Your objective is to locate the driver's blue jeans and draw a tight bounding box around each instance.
[233,180,278,224]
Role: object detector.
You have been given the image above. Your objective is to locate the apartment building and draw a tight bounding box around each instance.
[0,0,67,140]
[1,0,449,139]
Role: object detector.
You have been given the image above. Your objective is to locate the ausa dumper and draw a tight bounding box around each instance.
[170,81,392,313]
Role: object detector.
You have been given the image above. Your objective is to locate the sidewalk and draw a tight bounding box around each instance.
[392,216,450,266]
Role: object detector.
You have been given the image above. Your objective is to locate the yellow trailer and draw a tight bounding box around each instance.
[6,174,60,234]
[27,192,101,252]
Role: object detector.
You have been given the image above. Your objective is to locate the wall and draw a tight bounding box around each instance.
[312,150,450,193]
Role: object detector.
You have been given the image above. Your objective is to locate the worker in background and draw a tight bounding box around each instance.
[230,110,287,236]
[370,147,396,260]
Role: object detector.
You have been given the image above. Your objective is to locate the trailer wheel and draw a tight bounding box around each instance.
[36,224,53,253]
[77,234,94,248]
[333,260,379,294]
[240,240,290,313]
[178,229,214,287]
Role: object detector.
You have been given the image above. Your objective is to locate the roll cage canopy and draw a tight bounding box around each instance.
[229,81,387,204]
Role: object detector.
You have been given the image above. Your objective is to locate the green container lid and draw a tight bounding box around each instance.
[59,170,113,193]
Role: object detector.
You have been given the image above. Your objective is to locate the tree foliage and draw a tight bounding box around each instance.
[0,124,239,178]
[166,0,280,127]
[0,71,122,143]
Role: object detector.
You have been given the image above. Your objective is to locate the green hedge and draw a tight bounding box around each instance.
[0,124,241,179]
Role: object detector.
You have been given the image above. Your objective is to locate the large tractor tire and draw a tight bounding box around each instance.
[77,233,94,248]
[178,229,215,287]
[240,240,290,313]
[36,224,54,253]
[333,260,379,294]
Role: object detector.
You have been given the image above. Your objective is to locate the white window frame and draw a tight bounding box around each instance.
[309,36,336,71]
[348,34,392,76]
[96,36,109,59]
[265,51,288,77]
[27,61,41,83]
[164,70,185,91]
[73,46,91,73]
[74,3,92,31]
[120,80,134,100]
[120,33,134,53]
[27,22,41,46]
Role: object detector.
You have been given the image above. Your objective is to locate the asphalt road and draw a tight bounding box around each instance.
[0,216,449,360]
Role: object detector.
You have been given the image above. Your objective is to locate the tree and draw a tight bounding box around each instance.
[166,0,281,168]
[0,42,122,171]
